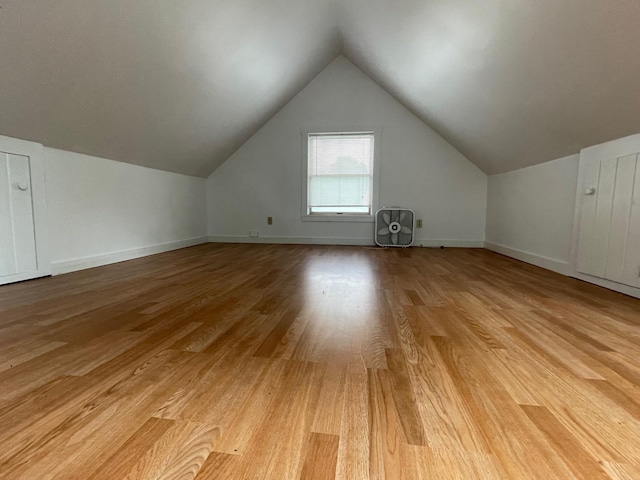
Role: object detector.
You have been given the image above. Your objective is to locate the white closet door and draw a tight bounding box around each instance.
[0,135,49,286]
[0,152,38,277]
[576,152,640,287]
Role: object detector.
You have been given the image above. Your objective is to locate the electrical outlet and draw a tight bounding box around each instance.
[249,230,259,237]
[416,219,423,228]
[267,216,273,225]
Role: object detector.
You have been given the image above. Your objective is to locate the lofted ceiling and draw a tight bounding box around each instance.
[1,1,640,177]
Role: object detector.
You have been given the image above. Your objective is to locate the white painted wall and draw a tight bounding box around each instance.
[485,155,580,275]
[207,56,487,246]
[45,148,207,274]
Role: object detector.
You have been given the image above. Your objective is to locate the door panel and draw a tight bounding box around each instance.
[622,159,640,288]
[588,158,617,278]
[0,153,17,276]
[604,154,637,282]
[576,159,601,274]
[0,151,37,277]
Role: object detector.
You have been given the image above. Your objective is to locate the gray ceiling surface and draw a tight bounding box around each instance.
[1,1,639,177]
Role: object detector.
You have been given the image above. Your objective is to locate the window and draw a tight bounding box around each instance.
[303,131,379,220]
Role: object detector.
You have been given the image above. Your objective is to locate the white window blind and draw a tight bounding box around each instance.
[307,132,374,215]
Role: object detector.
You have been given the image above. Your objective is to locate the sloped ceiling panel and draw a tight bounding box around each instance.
[1,1,640,177]
[0,0,340,177]
[339,0,640,174]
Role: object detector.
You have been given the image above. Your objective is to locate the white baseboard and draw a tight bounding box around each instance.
[208,235,484,248]
[484,242,571,275]
[571,271,640,300]
[51,236,209,275]
[208,235,374,246]
[414,239,485,248]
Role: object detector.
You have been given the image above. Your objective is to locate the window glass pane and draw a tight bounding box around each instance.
[307,133,374,215]
[309,176,370,207]
[310,206,370,214]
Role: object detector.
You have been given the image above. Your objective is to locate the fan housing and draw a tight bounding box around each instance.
[375,207,415,247]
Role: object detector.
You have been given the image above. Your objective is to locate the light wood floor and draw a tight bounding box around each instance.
[1,244,640,479]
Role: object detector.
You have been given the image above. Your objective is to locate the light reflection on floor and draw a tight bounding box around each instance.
[294,249,382,364]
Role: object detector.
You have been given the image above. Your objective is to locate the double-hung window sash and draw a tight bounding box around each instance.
[307,132,374,215]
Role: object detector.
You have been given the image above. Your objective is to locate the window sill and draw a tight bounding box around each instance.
[301,214,374,223]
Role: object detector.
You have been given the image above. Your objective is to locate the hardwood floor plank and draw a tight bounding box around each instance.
[254,304,304,358]
[1,243,639,479]
[493,327,639,463]
[384,348,427,446]
[520,404,610,479]
[503,319,605,380]
[194,452,241,479]
[587,379,640,422]
[126,421,221,480]
[0,339,66,372]
[311,363,347,436]
[152,347,234,421]
[432,335,578,478]
[408,445,503,480]
[91,417,175,480]
[367,368,404,478]
[210,358,288,455]
[237,360,325,479]
[406,336,493,454]
[0,349,195,479]
[0,330,144,402]
[335,370,370,480]
[601,461,640,480]
[299,433,340,480]
[405,289,425,306]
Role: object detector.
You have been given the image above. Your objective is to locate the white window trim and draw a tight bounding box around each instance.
[301,126,382,223]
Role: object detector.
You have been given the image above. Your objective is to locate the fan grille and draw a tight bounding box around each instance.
[375,208,414,247]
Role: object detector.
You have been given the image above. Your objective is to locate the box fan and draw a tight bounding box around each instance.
[375,207,415,247]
